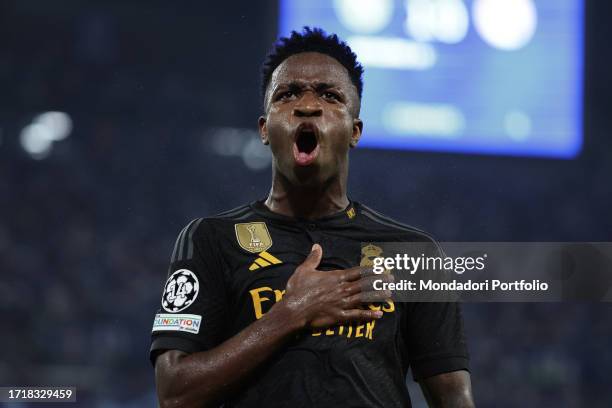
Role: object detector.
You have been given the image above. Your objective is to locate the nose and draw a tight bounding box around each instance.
[293,91,322,117]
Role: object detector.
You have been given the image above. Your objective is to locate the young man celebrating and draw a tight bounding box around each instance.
[151,27,474,407]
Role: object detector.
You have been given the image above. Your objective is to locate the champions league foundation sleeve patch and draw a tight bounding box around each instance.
[161,269,200,313]
[152,313,202,334]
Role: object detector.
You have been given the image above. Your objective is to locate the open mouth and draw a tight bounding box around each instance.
[293,124,320,166]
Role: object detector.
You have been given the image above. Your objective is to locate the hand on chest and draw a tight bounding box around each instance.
[226,222,399,344]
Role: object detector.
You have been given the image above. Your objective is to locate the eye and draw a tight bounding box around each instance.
[322,91,340,101]
[277,91,297,101]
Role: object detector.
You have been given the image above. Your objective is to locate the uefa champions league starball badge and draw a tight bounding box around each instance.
[162,269,200,313]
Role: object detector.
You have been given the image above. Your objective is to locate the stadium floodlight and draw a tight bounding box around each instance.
[20,111,73,159]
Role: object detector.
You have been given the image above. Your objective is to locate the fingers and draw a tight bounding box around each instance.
[299,244,323,271]
[354,290,392,304]
[338,265,372,282]
[338,308,384,323]
[339,281,362,297]
[359,273,394,292]
[311,307,384,328]
[339,273,393,295]
[339,274,393,309]
[344,287,392,306]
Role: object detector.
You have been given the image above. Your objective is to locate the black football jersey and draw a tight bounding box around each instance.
[150,200,469,407]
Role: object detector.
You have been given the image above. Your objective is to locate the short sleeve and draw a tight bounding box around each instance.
[149,218,230,365]
[404,301,469,380]
[403,237,469,380]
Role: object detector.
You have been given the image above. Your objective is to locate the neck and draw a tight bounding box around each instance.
[265,168,349,220]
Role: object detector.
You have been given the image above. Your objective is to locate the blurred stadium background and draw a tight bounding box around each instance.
[1,0,611,406]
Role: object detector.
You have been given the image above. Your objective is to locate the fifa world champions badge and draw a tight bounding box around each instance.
[235,222,273,253]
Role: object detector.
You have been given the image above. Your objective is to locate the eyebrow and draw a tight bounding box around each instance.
[273,81,341,94]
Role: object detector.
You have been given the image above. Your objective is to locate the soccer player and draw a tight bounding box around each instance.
[151,27,474,407]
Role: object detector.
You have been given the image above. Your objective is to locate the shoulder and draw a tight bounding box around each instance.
[199,202,260,239]
[181,204,254,233]
[209,203,254,220]
[170,203,256,260]
[179,203,256,235]
[355,202,439,244]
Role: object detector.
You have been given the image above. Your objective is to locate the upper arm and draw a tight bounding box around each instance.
[403,239,470,380]
[155,350,188,395]
[150,219,230,365]
[404,301,469,379]
[401,238,472,406]
[419,370,474,408]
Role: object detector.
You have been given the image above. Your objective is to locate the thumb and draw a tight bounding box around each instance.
[301,243,323,270]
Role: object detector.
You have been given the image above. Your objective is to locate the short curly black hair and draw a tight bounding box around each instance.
[261,26,364,104]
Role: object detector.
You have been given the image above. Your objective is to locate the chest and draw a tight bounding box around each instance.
[215,221,403,347]
[220,222,358,301]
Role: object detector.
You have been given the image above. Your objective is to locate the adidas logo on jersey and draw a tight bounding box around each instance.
[249,251,283,271]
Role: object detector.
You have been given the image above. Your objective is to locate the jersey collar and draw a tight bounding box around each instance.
[250,199,358,225]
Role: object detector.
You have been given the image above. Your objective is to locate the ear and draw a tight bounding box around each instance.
[258,116,269,145]
[350,118,362,148]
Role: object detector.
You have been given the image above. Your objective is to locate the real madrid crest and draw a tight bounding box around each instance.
[361,243,384,267]
[361,243,392,274]
[234,222,273,253]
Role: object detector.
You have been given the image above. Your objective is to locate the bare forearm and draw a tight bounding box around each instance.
[156,302,302,408]
[423,388,475,408]
[420,370,475,408]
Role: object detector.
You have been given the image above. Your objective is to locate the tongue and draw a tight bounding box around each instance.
[293,141,319,166]
[296,151,314,166]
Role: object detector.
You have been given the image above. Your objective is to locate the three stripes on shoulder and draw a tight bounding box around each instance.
[171,218,203,263]
[249,251,282,271]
